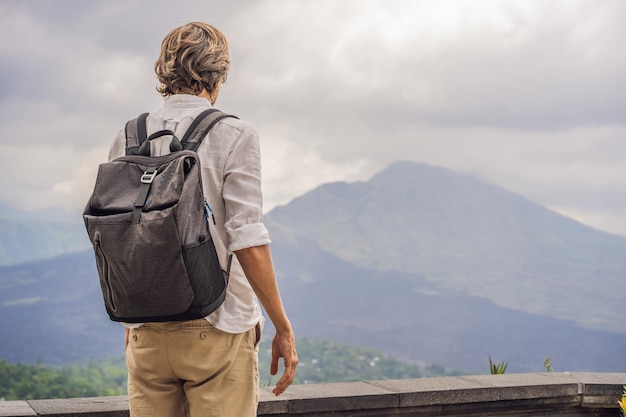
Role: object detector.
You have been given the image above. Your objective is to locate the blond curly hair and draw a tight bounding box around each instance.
[155,22,230,98]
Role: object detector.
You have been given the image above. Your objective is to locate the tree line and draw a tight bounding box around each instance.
[0,357,127,401]
[258,338,461,385]
[1,338,460,400]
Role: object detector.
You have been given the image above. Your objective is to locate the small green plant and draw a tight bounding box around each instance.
[488,356,508,374]
[618,385,626,417]
[543,357,554,372]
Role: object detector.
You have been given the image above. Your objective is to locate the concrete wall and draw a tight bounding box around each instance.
[1,373,625,417]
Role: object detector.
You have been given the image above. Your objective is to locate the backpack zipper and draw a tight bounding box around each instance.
[204,200,217,225]
[94,232,116,311]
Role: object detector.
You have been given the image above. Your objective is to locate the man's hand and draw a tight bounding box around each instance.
[234,245,298,395]
[270,329,298,396]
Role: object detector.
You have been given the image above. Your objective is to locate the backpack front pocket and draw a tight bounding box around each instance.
[86,209,195,321]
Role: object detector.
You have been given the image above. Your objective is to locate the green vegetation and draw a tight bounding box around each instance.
[259,338,461,385]
[488,356,508,374]
[0,357,127,400]
[0,338,461,400]
[618,385,626,417]
[543,357,554,372]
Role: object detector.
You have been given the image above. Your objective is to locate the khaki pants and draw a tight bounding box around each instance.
[126,319,261,417]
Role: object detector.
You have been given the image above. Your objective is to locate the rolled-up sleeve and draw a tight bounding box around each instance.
[223,126,271,252]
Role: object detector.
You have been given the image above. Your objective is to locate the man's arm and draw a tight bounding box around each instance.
[234,244,298,396]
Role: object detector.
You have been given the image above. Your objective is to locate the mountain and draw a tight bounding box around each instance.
[0,161,625,374]
[267,234,626,373]
[1,246,624,373]
[0,251,124,364]
[266,161,626,333]
[0,219,90,266]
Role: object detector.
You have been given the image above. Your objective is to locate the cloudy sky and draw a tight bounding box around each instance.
[1,0,625,237]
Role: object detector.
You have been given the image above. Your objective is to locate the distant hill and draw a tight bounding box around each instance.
[265,229,626,373]
[1,161,624,374]
[266,161,626,333]
[0,219,90,266]
[0,251,124,364]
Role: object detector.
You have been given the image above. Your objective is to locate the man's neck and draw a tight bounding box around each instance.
[198,87,219,105]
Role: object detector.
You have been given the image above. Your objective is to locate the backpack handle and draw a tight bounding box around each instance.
[125,109,238,156]
[137,130,183,156]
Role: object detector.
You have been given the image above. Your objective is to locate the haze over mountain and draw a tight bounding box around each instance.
[267,161,626,333]
[0,219,90,266]
[1,161,624,373]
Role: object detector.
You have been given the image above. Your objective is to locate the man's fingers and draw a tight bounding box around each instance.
[272,354,298,395]
[270,331,298,395]
[270,355,279,376]
[272,366,296,396]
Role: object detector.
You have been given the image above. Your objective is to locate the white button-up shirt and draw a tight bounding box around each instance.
[108,94,267,333]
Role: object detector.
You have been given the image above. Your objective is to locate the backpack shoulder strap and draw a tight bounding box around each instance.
[181,108,238,152]
[124,113,149,155]
[123,109,238,155]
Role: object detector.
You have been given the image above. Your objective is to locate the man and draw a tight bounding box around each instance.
[107,22,298,417]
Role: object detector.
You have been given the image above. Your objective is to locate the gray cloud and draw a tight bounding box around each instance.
[0,0,625,237]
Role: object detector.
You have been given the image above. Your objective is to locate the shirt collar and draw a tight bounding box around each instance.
[163,94,212,108]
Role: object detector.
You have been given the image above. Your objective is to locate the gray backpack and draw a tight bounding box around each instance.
[83,109,234,323]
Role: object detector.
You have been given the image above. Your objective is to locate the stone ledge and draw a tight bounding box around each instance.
[1,373,624,417]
